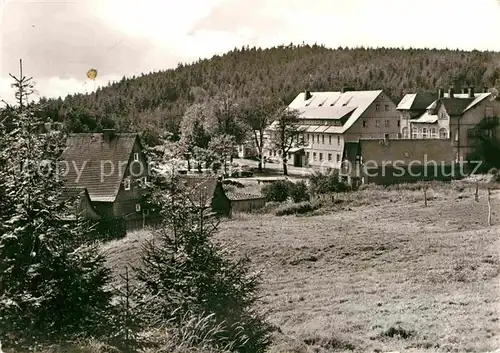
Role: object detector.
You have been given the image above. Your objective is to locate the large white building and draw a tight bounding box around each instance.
[264,88,400,169]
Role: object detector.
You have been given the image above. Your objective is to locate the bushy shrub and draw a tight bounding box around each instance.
[261,180,293,202]
[261,180,311,203]
[488,168,500,182]
[308,171,350,195]
[275,201,320,216]
[289,181,310,202]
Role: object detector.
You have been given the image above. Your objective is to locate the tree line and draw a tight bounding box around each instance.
[34,44,500,141]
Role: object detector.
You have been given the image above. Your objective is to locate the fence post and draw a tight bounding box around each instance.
[475,181,479,202]
[424,182,428,207]
[488,188,492,226]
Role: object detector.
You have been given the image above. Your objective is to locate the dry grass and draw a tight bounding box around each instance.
[102,183,500,353]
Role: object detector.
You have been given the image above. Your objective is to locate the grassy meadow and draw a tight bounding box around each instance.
[101,180,500,353]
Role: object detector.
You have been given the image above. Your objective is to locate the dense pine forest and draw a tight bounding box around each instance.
[37,44,500,139]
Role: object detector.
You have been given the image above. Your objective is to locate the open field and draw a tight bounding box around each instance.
[104,183,500,353]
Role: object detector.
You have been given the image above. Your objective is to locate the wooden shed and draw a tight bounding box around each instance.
[225,191,266,214]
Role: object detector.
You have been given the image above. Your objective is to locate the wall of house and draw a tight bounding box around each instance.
[78,193,101,220]
[113,138,149,220]
[359,138,457,184]
[303,132,344,168]
[346,92,400,141]
[230,197,266,214]
[451,97,500,161]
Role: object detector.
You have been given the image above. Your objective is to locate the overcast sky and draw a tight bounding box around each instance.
[1,0,500,104]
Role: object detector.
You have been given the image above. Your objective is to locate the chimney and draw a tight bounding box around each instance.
[341,86,355,93]
[304,90,312,100]
[448,86,454,98]
[467,86,474,98]
[437,88,444,100]
[103,128,116,143]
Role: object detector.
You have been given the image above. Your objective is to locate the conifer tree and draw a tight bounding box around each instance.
[0,61,113,349]
[136,156,273,353]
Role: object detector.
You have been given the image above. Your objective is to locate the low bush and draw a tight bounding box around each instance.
[289,181,310,202]
[275,201,320,216]
[308,172,350,195]
[262,180,311,203]
[261,180,293,202]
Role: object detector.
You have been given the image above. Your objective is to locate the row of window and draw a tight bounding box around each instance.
[375,104,391,112]
[306,151,341,163]
[362,119,400,128]
[123,176,148,190]
[305,134,341,145]
[401,127,450,139]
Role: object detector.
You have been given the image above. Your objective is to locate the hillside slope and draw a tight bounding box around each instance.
[41,44,500,136]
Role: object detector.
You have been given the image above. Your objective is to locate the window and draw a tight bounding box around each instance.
[322,135,324,144]
[124,178,131,191]
[307,134,310,142]
[412,127,418,139]
[422,128,428,138]
[329,135,332,144]
[337,135,340,145]
[336,154,341,163]
[135,204,141,212]
[439,112,447,120]
[439,128,448,139]
[306,152,310,159]
[313,152,317,161]
[328,153,332,161]
[316,135,320,143]
[385,104,390,111]
[397,120,400,127]
[319,153,323,161]
[454,129,459,141]
[376,104,380,111]
[133,153,139,161]
[385,120,390,127]
[375,120,380,127]
[430,127,437,138]
[362,120,367,128]
[402,127,409,138]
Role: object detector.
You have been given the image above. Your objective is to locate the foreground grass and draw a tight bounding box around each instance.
[102,183,500,353]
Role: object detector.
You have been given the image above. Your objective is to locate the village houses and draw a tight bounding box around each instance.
[264,87,400,170]
[397,86,500,162]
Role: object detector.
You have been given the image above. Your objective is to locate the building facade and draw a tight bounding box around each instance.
[264,88,400,169]
[397,87,500,162]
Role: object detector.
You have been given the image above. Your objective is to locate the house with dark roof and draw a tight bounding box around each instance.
[397,86,500,162]
[61,129,150,229]
[180,175,231,217]
[265,87,400,169]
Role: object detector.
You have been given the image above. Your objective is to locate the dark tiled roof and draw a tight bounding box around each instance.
[180,175,219,207]
[439,97,475,116]
[411,92,438,111]
[62,133,139,202]
[225,191,264,201]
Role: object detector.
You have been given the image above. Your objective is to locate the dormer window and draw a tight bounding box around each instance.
[124,178,131,191]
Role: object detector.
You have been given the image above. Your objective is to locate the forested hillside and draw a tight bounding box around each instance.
[39,44,500,138]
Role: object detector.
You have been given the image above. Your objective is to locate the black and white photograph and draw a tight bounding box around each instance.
[1,0,500,352]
